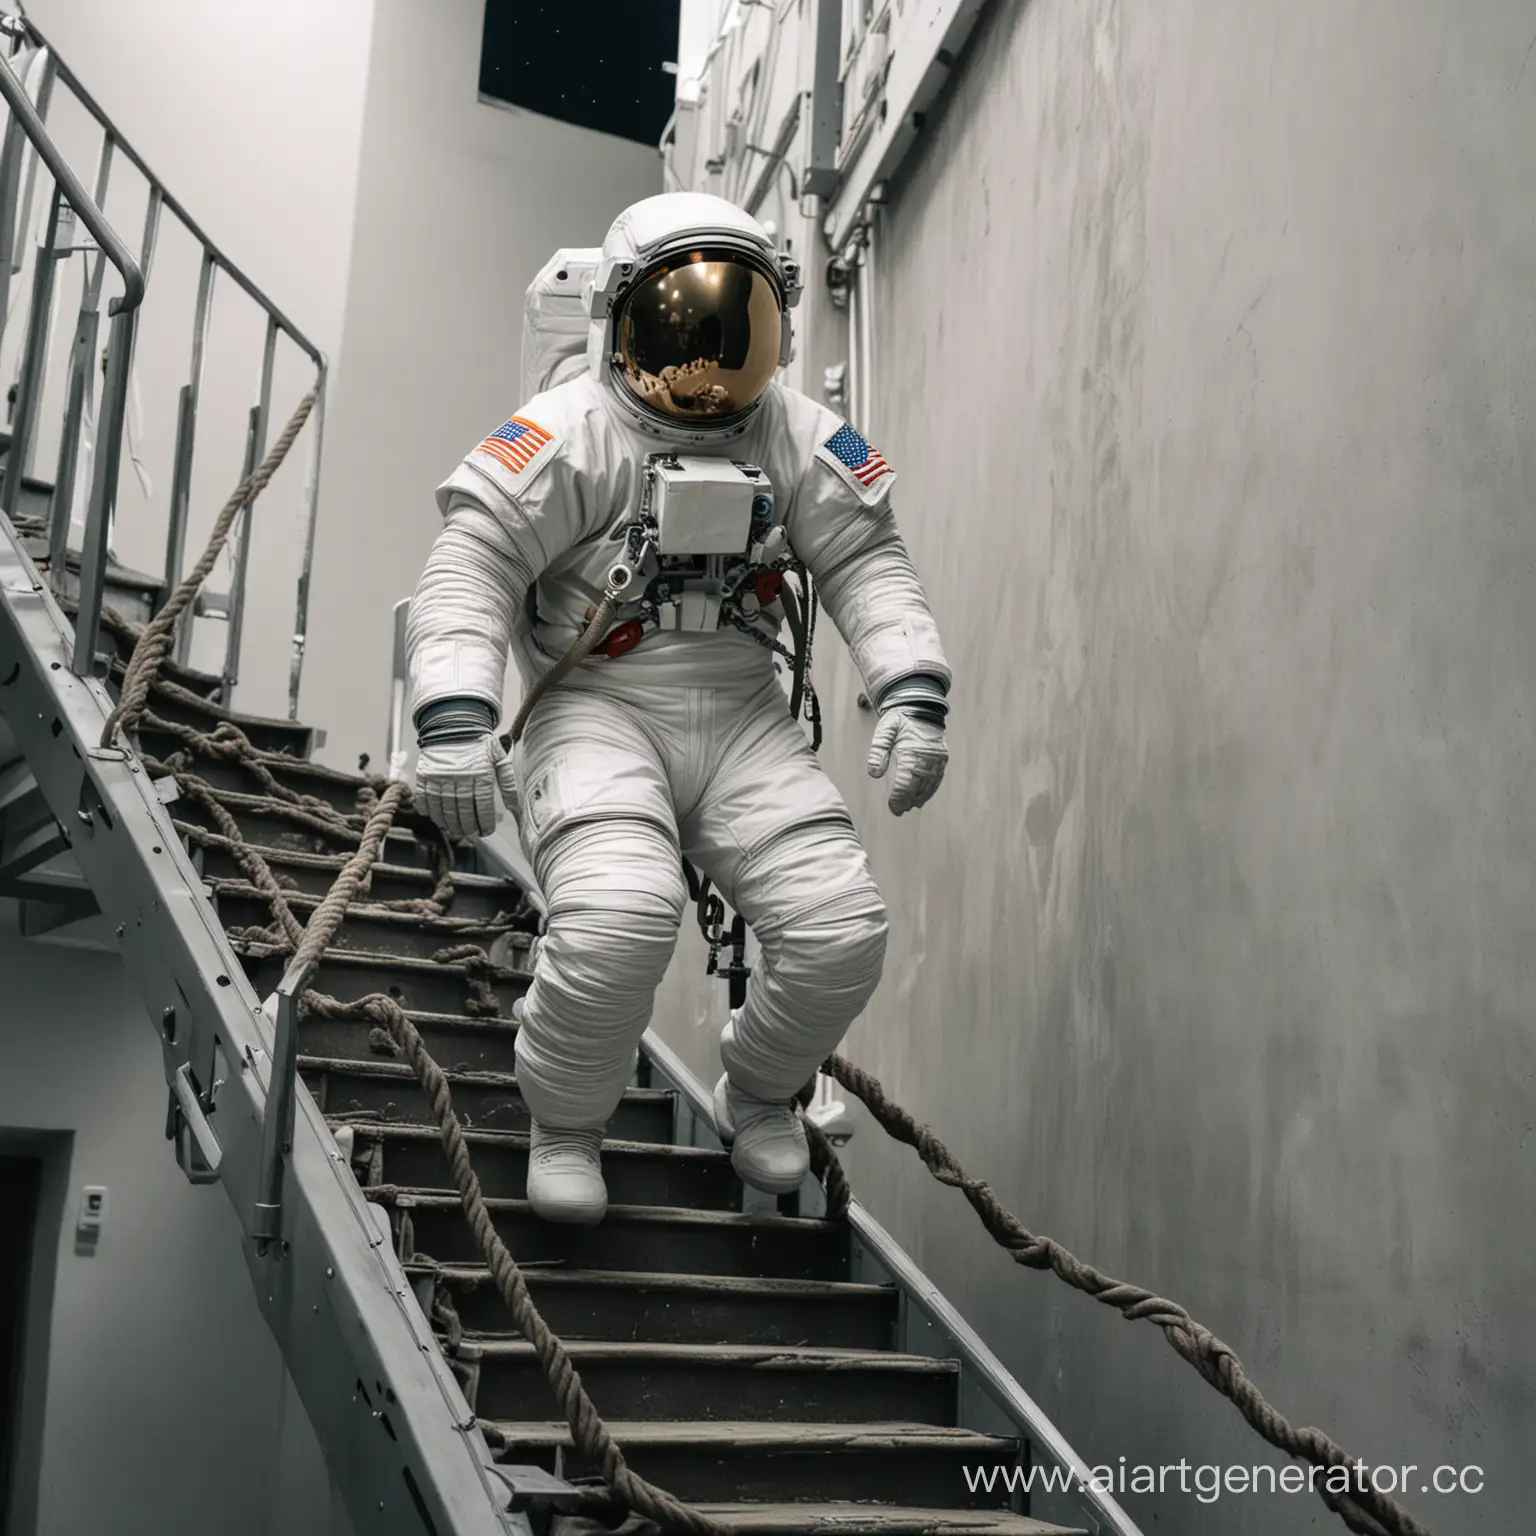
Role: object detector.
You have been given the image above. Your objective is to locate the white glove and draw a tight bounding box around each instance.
[413,732,519,839]
[867,708,949,816]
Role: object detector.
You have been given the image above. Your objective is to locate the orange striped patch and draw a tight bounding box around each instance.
[474,415,553,473]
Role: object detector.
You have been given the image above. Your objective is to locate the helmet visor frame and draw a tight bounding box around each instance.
[613,246,785,425]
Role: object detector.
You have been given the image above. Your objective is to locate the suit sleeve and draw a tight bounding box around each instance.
[405,409,596,717]
[788,425,951,704]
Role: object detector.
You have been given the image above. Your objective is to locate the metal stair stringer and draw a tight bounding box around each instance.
[0,519,528,1534]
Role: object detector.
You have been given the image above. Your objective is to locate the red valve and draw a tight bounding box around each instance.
[753,569,784,606]
[595,619,646,659]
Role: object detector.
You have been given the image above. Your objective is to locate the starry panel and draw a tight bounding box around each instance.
[479,0,682,147]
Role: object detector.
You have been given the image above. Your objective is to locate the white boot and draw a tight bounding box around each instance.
[526,1122,608,1225]
[712,1075,810,1195]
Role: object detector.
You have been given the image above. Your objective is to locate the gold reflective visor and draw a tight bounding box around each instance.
[616,253,783,422]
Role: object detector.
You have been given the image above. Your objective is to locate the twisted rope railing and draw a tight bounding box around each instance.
[813,1054,1431,1536]
[100,389,316,748]
[92,395,1434,1536]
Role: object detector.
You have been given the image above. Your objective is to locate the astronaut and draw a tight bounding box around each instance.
[406,192,951,1224]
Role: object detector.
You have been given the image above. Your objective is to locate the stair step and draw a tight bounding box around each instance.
[0,464,57,504]
[60,599,227,701]
[15,529,164,623]
[200,842,523,912]
[136,725,363,812]
[173,792,468,870]
[485,1421,1017,1508]
[214,883,535,963]
[297,1010,522,1072]
[126,672,315,757]
[350,1124,737,1210]
[580,1506,1082,1534]
[306,1058,674,1140]
[414,1265,898,1348]
[466,1341,958,1426]
[387,1196,847,1281]
[236,944,528,1021]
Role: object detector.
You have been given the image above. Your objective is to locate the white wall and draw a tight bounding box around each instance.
[0,906,342,1536]
[297,0,663,772]
[21,0,373,362]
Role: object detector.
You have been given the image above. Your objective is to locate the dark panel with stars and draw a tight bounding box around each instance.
[479,0,682,147]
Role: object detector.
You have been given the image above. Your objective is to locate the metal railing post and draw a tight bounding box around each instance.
[0,43,54,347]
[0,47,143,632]
[387,596,411,771]
[2,181,61,522]
[72,299,135,674]
[47,130,113,574]
[0,105,27,333]
[133,185,162,316]
[287,362,327,719]
[46,269,94,569]
[222,313,276,697]
[164,248,215,659]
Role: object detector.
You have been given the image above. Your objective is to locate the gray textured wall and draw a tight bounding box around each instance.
[656,0,1536,1530]
[0,907,344,1536]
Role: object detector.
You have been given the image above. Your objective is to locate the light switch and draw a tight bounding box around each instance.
[77,1185,108,1234]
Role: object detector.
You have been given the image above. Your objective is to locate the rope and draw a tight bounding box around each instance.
[100,389,316,748]
[817,1053,1431,1536]
[794,1077,849,1220]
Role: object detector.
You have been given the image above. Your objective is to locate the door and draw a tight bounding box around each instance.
[0,1155,40,1535]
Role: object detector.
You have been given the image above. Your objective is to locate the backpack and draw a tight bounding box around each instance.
[521,248,600,403]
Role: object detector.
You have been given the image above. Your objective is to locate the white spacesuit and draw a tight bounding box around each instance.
[406,192,951,1224]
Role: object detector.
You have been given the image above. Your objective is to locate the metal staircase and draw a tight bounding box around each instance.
[0,12,1139,1536]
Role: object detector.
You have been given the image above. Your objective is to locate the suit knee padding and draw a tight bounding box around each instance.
[515,818,686,1128]
[770,892,888,1019]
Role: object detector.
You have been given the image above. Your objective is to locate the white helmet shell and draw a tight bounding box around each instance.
[585,192,802,443]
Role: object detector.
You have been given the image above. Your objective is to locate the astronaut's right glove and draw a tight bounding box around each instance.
[412,697,518,839]
[866,673,950,817]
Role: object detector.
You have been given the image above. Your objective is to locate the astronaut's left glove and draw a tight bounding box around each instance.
[866,674,950,816]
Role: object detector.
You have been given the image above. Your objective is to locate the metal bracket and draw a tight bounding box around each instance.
[801,0,845,198]
[252,955,313,1254]
[167,1060,222,1185]
[482,1464,582,1515]
[822,0,990,249]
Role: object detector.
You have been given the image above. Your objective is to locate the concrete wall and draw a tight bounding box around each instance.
[0,905,344,1536]
[655,1,1536,1531]
[298,0,663,772]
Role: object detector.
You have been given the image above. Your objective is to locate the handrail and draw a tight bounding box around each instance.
[0,8,330,715]
[15,15,321,364]
[0,49,141,315]
[0,42,143,675]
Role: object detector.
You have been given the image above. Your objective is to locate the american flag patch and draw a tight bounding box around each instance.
[823,425,891,488]
[475,416,553,474]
